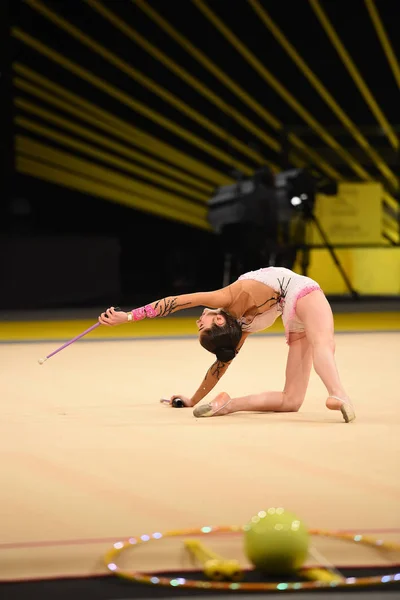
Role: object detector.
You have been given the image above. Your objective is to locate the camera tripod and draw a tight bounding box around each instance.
[296,205,359,300]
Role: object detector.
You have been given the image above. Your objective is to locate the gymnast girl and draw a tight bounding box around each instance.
[98,266,355,423]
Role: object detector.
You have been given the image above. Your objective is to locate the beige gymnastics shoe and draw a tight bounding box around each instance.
[326,395,356,423]
[193,392,233,418]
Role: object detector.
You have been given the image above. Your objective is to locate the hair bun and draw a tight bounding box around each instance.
[216,347,236,363]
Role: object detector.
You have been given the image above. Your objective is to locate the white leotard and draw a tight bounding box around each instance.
[238,267,322,342]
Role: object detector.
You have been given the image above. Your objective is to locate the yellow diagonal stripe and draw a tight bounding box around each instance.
[14,108,209,204]
[365,0,400,90]
[23,0,257,174]
[195,0,382,182]
[249,0,398,190]
[133,0,342,180]
[17,136,207,218]
[85,0,280,169]
[12,27,252,175]
[13,64,225,189]
[310,0,399,150]
[16,155,210,230]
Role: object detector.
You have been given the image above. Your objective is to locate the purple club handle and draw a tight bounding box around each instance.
[38,307,123,365]
[45,322,101,360]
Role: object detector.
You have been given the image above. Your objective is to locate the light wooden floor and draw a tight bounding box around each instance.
[1,325,400,582]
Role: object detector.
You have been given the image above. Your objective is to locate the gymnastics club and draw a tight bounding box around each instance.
[37,308,121,365]
[184,539,243,582]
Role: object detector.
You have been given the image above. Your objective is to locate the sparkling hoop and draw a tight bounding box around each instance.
[104,525,400,592]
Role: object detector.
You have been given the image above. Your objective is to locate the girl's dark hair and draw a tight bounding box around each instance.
[199,310,242,363]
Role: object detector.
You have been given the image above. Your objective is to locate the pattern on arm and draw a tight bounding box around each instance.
[152,297,192,317]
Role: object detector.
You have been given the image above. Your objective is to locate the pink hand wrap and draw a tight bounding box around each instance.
[131,304,158,321]
[131,307,146,321]
[144,304,157,318]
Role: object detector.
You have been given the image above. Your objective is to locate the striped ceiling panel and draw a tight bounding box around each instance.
[11,0,400,230]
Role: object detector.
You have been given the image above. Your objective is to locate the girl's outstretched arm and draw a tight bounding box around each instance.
[98,287,235,326]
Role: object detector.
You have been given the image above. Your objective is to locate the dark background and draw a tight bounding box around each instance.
[1,0,399,310]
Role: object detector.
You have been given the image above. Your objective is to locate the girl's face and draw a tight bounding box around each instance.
[196,308,226,335]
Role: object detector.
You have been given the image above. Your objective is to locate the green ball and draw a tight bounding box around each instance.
[243,508,309,575]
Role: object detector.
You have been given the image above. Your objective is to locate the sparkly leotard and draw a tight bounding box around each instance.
[237,267,322,343]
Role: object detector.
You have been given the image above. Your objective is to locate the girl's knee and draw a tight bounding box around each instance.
[281,390,305,412]
[309,334,335,353]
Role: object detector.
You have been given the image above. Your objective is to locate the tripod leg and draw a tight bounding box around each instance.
[293,215,308,274]
[310,214,359,299]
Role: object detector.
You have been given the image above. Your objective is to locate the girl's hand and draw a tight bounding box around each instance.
[98,307,128,326]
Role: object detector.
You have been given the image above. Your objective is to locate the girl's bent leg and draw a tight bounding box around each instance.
[295,291,355,422]
[193,334,312,417]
